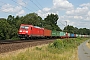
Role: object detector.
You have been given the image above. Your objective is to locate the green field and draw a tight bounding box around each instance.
[0,38,89,60]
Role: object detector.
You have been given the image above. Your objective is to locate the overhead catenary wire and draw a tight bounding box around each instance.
[59,21,66,26]
[0,0,42,14]
[36,0,43,8]
[11,0,33,12]
[29,0,42,10]
[58,21,67,31]
[21,0,37,11]
[0,0,43,18]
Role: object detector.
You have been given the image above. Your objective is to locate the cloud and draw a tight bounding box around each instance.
[88,11,90,16]
[37,9,58,19]
[1,2,25,16]
[53,0,74,10]
[1,4,14,12]
[57,15,90,29]
[16,10,25,16]
[1,4,22,13]
[14,6,22,12]
[17,0,26,6]
[80,3,90,7]
[66,7,89,16]
[43,8,50,12]
[57,16,75,26]
[36,0,90,29]
[37,0,74,18]
[73,16,83,19]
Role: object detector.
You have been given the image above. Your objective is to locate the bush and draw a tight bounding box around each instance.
[48,39,64,49]
[47,38,88,54]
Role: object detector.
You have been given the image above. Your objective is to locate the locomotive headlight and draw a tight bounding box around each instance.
[26,31,28,33]
[19,30,22,32]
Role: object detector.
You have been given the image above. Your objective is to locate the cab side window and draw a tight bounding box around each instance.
[31,27,32,30]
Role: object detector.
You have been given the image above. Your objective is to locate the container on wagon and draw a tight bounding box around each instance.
[60,31,66,36]
[81,35,85,38]
[84,35,87,38]
[80,35,82,37]
[57,31,60,36]
[84,35,86,37]
[70,33,75,38]
[51,31,57,36]
[79,34,82,37]
[68,33,70,37]
[76,34,79,37]
[84,35,86,38]
[87,35,90,37]
[86,35,89,37]
[85,35,87,37]
[74,34,76,37]
[44,29,51,36]
[88,35,90,37]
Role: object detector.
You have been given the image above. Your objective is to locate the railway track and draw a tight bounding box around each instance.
[0,39,55,54]
[0,39,53,44]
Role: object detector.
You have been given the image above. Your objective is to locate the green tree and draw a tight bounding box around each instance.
[64,25,75,33]
[37,16,43,27]
[44,13,61,30]
[0,19,19,40]
[0,19,11,40]
[7,15,14,25]
[78,28,90,35]
[20,13,42,26]
[63,25,90,35]
[74,27,78,34]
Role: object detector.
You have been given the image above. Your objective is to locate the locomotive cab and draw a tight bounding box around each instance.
[18,24,32,39]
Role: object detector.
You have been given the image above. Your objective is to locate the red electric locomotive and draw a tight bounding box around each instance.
[18,24,44,39]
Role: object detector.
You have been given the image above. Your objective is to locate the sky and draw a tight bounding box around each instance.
[0,0,90,30]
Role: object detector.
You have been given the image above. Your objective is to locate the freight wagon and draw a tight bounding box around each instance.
[44,29,51,38]
[60,31,66,38]
[51,31,60,38]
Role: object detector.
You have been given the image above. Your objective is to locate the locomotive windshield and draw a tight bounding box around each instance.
[20,26,29,29]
